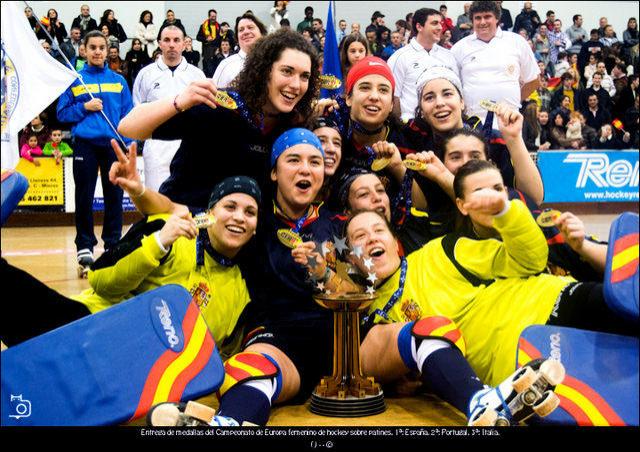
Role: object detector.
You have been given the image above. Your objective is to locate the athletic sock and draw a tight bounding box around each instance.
[397,322,484,414]
[216,384,272,426]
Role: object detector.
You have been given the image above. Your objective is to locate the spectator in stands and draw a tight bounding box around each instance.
[548,20,572,65]
[42,9,68,45]
[440,5,455,34]
[582,92,612,131]
[137,11,158,59]
[452,1,539,129]
[197,9,222,78]
[598,17,612,38]
[25,7,46,41]
[496,1,513,32]
[367,11,385,36]
[280,19,291,30]
[456,3,473,41]
[365,28,380,56]
[39,38,65,65]
[158,10,186,39]
[107,46,128,78]
[20,134,43,166]
[269,1,290,34]
[578,29,605,77]
[312,18,326,42]
[340,33,370,80]
[625,95,639,148]
[60,27,83,62]
[212,13,266,88]
[381,31,404,60]
[587,61,616,96]
[566,14,587,56]
[57,30,134,271]
[565,111,585,149]
[623,17,638,65]
[183,36,201,67]
[594,124,627,149]
[71,4,98,39]
[513,2,541,39]
[600,25,620,47]
[101,24,120,50]
[583,72,612,110]
[74,43,87,71]
[543,11,555,31]
[439,30,453,50]
[575,111,598,148]
[549,109,573,149]
[612,62,629,94]
[351,23,361,35]
[124,38,152,89]
[296,6,314,33]
[522,102,551,151]
[99,9,127,43]
[43,129,73,164]
[551,72,582,112]
[220,22,236,51]
[584,53,600,80]
[534,24,551,69]
[395,20,410,45]
[554,52,571,78]
[529,75,552,111]
[302,27,322,53]
[615,74,639,119]
[124,39,150,89]
[337,20,348,44]
[213,38,234,75]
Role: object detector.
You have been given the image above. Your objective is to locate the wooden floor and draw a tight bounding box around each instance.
[0,209,627,426]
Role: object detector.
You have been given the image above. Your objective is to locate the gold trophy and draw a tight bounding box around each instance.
[309,241,385,417]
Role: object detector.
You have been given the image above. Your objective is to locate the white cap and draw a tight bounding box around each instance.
[415,65,463,100]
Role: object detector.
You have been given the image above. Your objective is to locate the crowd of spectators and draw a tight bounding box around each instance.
[20,1,639,161]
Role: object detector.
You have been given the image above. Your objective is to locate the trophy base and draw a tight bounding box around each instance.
[309,392,386,417]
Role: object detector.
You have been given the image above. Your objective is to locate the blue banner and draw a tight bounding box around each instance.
[320,1,343,99]
[538,151,639,203]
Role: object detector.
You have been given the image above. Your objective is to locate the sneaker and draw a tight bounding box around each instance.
[467,358,565,426]
[147,401,240,427]
[77,249,94,278]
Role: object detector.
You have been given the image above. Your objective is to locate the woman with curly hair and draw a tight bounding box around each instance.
[118,29,320,211]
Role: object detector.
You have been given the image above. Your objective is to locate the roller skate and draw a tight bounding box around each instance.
[77,249,94,278]
[468,358,565,426]
[147,401,240,427]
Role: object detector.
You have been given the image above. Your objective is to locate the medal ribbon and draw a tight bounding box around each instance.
[362,257,408,324]
[196,229,235,267]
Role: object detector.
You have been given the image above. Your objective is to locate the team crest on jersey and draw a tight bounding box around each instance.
[1,39,20,142]
[190,281,211,308]
[401,299,422,322]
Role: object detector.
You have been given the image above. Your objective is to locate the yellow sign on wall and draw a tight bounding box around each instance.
[15,157,65,206]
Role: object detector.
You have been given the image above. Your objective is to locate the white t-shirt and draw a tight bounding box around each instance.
[452,28,539,127]
[387,38,459,122]
[212,50,247,88]
[132,57,206,191]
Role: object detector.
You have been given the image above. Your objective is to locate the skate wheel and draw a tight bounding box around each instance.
[533,391,560,417]
[184,401,215,424]
[495,416,511,427]
[148,403,181,426]
[512,366,537,393]
[539,359,566,387]
[522,388,540,406]
[469,407,498,426]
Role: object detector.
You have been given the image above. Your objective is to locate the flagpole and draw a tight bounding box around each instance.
[23,1,130,152]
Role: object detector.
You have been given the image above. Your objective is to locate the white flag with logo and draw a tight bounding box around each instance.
[1,1,77,169]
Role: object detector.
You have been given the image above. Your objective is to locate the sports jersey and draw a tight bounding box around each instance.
[133,57,205,191]
[153,91,296,209]
[72,214,251,355]
[366,200,574,386]
[212,50,246,88]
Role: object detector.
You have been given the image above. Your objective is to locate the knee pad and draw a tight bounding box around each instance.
[412,316,467,357]
[217,352,281,401]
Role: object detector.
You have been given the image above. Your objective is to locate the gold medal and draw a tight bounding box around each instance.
[214,91,238,110]
[193,212,216,229]
[277,229,303,249]
[371,157,391,171]
[403,159,428,171]
[319,75,342,90]
[536,209,561,228]
[479,99,499,113]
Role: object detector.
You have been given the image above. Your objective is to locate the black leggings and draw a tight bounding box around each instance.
[1,258,91,347]
[547,281,637,337]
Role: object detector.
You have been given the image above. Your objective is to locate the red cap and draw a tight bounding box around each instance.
[346,56,395,95]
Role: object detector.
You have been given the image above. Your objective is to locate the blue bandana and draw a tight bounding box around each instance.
[271,128,324,168]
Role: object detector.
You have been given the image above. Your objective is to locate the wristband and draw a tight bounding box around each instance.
[130,185,146,199]
[173,95,185,113]
[154,231,170,255]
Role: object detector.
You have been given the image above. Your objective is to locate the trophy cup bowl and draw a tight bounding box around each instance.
[309,291,385,417]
